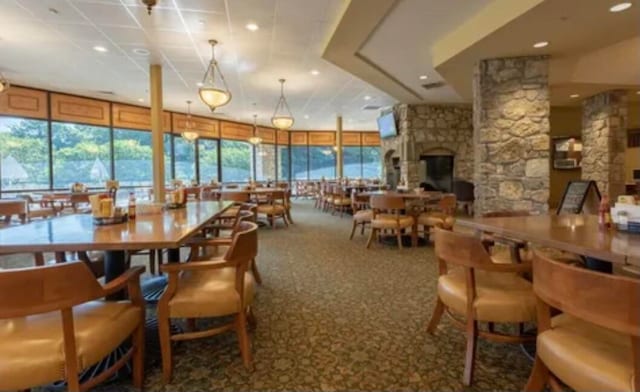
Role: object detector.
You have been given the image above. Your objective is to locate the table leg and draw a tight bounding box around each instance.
[105,250,127,300]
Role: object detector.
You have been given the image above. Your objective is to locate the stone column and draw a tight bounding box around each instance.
[150,64,165,203]
[581,90,628,199]
[473,56,550,216]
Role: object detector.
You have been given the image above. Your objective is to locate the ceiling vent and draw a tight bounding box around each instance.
[421,81,446,90]
[362,104,382,111]
[96,90,115,95]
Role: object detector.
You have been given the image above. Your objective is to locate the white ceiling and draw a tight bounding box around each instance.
[0,0,397,130]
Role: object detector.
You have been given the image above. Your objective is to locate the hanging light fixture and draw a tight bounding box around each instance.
[271,78,294,130]
[181,100,198,142]
[198,39,231,112]
[248,114,262,145]
[141,0,157,14]
[0,72,9,95]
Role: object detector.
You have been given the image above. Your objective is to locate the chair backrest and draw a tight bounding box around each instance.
[438,194,457,214]
[370,194,405,212]
[433,227,494,270]
[533,251,640,337]
[453,180,474,202]
[482,210,531,218]
[0,262,104,318]
[221,191,250,203]
[223,221,259,268]
[225,184,239,189]
[269,190,286,204]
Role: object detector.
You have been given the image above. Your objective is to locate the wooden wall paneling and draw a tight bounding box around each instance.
[220,121,253,141]
[362,132,381,146]
[0,87,48,119]
[290,131,308,145]
[256,127,276,144]
[112,103,170,131]
[50,93,110,126]
[342,132,361,146]
[308,131,336,146]
[172,113,220,138]
[277,130,289,145]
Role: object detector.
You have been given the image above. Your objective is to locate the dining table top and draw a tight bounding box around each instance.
[456,214,640,266]
[0,200,232,253]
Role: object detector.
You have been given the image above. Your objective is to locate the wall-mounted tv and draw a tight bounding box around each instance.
[377,112,397,139]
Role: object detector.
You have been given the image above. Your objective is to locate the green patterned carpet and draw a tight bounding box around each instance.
[4,200,532,391]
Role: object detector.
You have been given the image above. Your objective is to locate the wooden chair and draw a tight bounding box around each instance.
[417,194,456,241]
[158,221,259,383]
[350,192,372,239]
[525,251,640,392]
[332,186,352,217]
[284,189,294,224]
[481,210,533,264]
[16,194,58,222]
[367,195,414,249]
[257,190,289,229]
[0,262,145,392]
[217,191,251,221]
[321,183,334,212]
[427,228,536,386]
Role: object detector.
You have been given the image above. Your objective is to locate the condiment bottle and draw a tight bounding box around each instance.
[128,192,136,219]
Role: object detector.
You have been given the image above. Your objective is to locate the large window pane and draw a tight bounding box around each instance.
[164,134,173,183]
[291,146,308,180]
[277,145,289,181]
[114,129,152,187]
[221,140,251,182]
[52,122,111,189]
[309,146,335,179]
[173,135,196,182]
[0,117,50,192]
[198,138,218,183]
[255,144,276,182]
[343,146,362,178]
[362,146,382,179]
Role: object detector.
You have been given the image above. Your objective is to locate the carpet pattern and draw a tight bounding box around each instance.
[3,200,533,391]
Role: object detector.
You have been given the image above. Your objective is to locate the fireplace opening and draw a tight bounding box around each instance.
[419,155,453,192]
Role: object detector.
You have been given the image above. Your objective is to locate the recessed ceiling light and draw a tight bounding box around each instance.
[610,2,632,12]
[196,82,204,87]
[533,41,549,48]
[48,7,59,14]
[93,45,108,53]
[304,114,309,119]
[245,23,259,32]
[364,95,371,100]
[198,19,205,25]
[310,69,319,76]
[137,98,144,102]
[132,48,150,55]
[419,75,428,80]
[570,94,580,98]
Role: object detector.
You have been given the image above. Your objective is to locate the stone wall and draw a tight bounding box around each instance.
[581,90,628,199]
[381,103,473,189]
[472,56,550,215]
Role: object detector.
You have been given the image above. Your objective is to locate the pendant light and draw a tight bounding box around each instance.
[271,78,294,130]
[198,39,231,112]
[248,114,262,145]
[141,0,157,14]
[181,100,198,142]
[0,72,9,95]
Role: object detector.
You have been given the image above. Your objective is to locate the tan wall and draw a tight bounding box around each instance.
[627,103,640,184]
[549,106,582,208]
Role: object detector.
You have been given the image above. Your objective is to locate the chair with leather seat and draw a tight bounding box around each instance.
[525,251,640,392]
[366,195,414,249]
[0,262,145,392]
[417,194,456,241]
[349,192,371,239]
[332,186,352,217]
[158,221,259,383]
[427,228,536,386]
[257,190,288,229]
[16,194,58,222]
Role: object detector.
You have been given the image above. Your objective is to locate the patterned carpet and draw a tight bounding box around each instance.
[4,200,533,391]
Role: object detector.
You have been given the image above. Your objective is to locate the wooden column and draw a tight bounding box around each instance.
[336,115,343,178]
[150,64,165,203]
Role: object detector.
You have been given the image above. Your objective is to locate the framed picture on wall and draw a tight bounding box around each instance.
[552,137,582,170]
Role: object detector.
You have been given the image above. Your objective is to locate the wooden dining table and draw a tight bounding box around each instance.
[0,199,27,224]
[457,214,640,267]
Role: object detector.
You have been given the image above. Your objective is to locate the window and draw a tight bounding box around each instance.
[277,145,289,181]
[173,135,196,182]
[113,129,152,187]
[343,146,362,178]
[198,138,218,183]
[362,146,382,179]
[0,117,50,192]
[255,144,276,182]
[164,134,173,183]
[221,140,251,182]
[52,122,111,189]
[291,146,308,180]
[309,146,335,179]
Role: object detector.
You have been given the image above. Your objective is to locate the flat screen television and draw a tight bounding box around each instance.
[377,112,397,139]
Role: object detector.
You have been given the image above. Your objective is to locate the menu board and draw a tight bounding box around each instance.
[557,180,601,215]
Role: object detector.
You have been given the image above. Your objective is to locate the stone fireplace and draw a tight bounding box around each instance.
[381,104,474,190]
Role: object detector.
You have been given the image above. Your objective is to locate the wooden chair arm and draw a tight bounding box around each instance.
[102,266,145,296]
[160,257,232,273]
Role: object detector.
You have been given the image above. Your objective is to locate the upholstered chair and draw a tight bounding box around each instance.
[417,194,456,241]
[257,190,289,229]
[427,228,536,386]
[367,195,414,249]
[349,192,372,239]
[332,186,352,217]
[158,221,259,383]
[525,251,640,392]
[0,262,145,392]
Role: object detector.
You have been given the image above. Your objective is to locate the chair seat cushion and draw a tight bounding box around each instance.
[333,197,351,206]
[537,313,633,392]
[372,214,414,229]
[417,211,448,227]
[0,301,141,391]
[218,206,240,219]
[438,268,535,323]
[169,267,255,318]
[257,204,285,215]
[353,209,373,223]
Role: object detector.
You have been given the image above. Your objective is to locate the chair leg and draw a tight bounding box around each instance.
[158,311,173,384]
[251,258,262,285]
[366,228,377,249]
[247,307,257,328]
[349,220,357,240]
[286,209,294,224]
[187,318,197,331]
[235,311,253,369]
[396,230,403,249]
[462,318,478,386]
[149,249,156,275]
[361,222,366,235]
[524,355,550,392]
[426,298,445,333]
[132,324,145,389]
